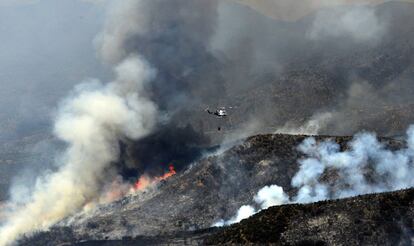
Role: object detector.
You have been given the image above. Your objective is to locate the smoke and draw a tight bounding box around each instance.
[214,205,255,227]
[0,0,106,142]
[92,0,225,175]
[275,112,333,135]
[95,0,151,64]
[317,78,414,136]
[254,185,290,209]
[93,0,226,143]
[1,0,406,144]
[0,56,157,245]
[217,124,414,226]
[232,0,393,21]
[291,126,414,202]
[76,0,414,141]
[308,5,386,42]
[208,0,414,139]
[0,0,220,243]
[118,123,210,178]
[1,0,414,241]
[214,184,289,226]
[0,0,412,142]
[318,82,381,135]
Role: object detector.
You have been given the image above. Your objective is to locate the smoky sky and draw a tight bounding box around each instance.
[0,0,107,140]
[1,0,414,176]
[2,0,413,141]
[119,0,223,112]
[212,0,414,136]
[233,0,414,20]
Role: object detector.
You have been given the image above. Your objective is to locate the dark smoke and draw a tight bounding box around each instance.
[213,1,414,136]
[119,0,224,112]
[108,0,414,180]
[108,0,227,178]
[119,123,211,178]
[134,1,414,136]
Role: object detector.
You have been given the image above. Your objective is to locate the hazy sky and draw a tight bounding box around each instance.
[0,0,408,140]
[0,0,107,139]
[234,0,414,20]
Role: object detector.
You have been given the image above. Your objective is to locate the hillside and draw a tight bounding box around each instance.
[17,133,405,245]
[207,188,414,245]
[20,188,414,245]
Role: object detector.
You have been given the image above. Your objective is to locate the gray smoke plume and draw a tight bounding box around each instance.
[217,124,414,225]
[2,0,414,141]
[208,0,414,138]
[275,112,333,135]
[317,76,414,136]
[4,0,411,144]
[0,55,157,245]
[0,0,221,243]
[308,5,386,42]
[93,0,219,175]
[232,0,395,21]
[0,1,220,243]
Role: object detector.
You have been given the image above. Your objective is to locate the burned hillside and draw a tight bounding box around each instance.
[207,188,414,245]
[20,188,414,245]
[15,133,407,244]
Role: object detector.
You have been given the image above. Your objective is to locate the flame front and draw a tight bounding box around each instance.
[134,164,177,191]
[82,164,177,210]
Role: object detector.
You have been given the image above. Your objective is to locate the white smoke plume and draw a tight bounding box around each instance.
[292,126,414,202]
[217,125,414,226]
[0,0,159,244]
[214,184,288,226]
[0,55,157,245]
[213,205,256,227]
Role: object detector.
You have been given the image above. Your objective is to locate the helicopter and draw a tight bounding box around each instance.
[205,107,228,118]
[205,106,237,131]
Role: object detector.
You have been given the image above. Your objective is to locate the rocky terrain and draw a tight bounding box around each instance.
[16,133,407,245]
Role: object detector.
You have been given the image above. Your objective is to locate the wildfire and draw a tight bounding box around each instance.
[134,164,176,191]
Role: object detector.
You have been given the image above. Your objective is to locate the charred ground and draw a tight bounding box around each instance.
[206,188,414,245]
[24,188,414,245]
[17,133,409,245]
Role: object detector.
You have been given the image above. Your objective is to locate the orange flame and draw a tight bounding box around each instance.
[134,164,176,191]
